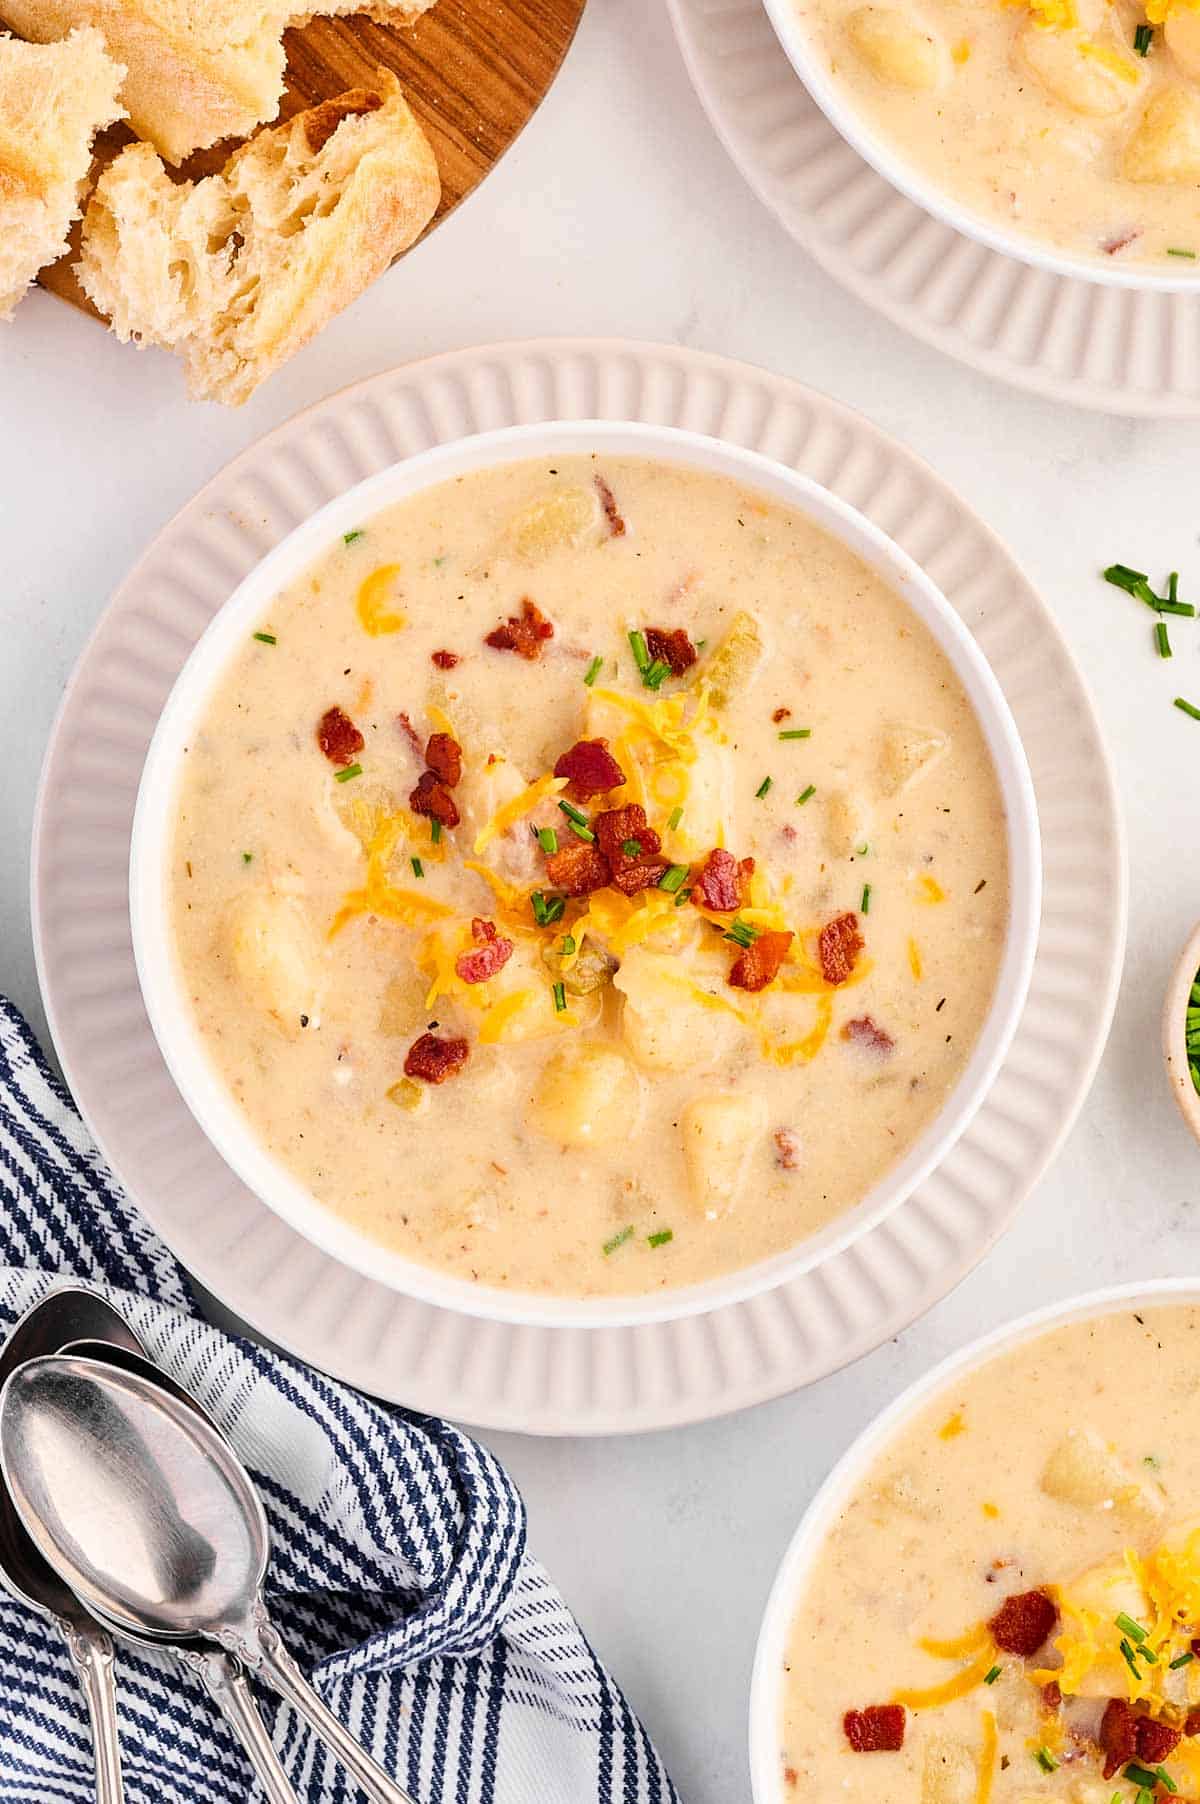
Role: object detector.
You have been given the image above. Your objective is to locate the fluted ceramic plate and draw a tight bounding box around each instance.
[32,340,1125,1432]
[668,0,1200,416]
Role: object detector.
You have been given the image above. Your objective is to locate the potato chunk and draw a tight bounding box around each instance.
[530,1044,643,1147]
[1123,86,1200,184]
[921,1735,976,1804]
[1056,1551,1151,1696]
[848,6,947,88]
[1017,23,1139,118]
[680,1091,768,1219]
[1041,1427,1165,1523]
[502,486,601,562]
[878,723,949,796]
[824,788,872,860]
[614,948,740,1071]
[1166,7,1200,82]
[225,890,324,1036]
[700,610,767,710]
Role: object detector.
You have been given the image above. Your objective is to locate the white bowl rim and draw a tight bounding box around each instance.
[759,0,1200,293]
[747,1276,1200,1802]
[129,417,1041,1331]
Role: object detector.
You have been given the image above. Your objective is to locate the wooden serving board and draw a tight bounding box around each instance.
[39,0,586,313]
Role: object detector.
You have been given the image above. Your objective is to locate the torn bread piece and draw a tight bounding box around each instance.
[78,75,440,405]
[0,27,124,319]
[0,0,437,164]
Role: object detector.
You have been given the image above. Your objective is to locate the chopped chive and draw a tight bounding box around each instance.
[1170,1650,1194,1669]
[343,529,364,545]
[643,658,670,691]
[674,887,692,908]
[558,799,590,828]
[431,819,442,844]
[1105,562,1158,604]
[983,1665,1001,1686]
[861,883,872,914]
[1168,247,1197,258]
[621,838,643,857]
[1115,1613,1148,1642]
[1175,697,1200,720]
[1169,572,1180,604]
[778,728,812,740]
[1137,1642,1158,1665]
[647,1229,673,1248]
[667,806,684,832]
[583,654,604,687]
[568,820,595,843]
[531,891,565,927]
[1159,1768,1180,1794]
[1135,1792,1154,1804]
[1159,599,1196,616]
[531,891,549,926]
[241,851,253,864]
[560,934,576,955]
[603,1225,634,1256]
[1125,1766,1163,1791]
[411,856,424,878]
[724,918,759,949]
[628,629,650,673]
[856,842,871,856]
[796,784,816,805]
[1034,1748,1058,1774]
[659,864,689,894]
[1156,621,1172,658]
[1135,21,1153,52]
[538,827,559,855]
[334,762,363,783]
[552,981,567,1013]
[755,775,773,799]
[1119,1638,1141,1679]
[252,630,277,645]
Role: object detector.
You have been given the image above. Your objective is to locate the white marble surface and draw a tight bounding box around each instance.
[4,1,1200,1797]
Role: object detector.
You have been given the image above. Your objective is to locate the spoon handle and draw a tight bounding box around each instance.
[59,1618,124,1804]
[250,1619,417,1804]
[187,1649,298,1804]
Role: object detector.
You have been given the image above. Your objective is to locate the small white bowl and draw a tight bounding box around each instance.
[1163,919,1200,1143]
[130,419,1041,1331]
[760,0,1200,292]
[748,1277,1200,1802]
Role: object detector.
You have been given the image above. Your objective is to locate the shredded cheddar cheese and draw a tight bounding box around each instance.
[473,774,567,854]
[356,564,406,636]
[975,1709,997,1804]
[1005,0,1078,29]
[917,874,947,903]
[328,816,453,938]
[919,1625,992,1660]
[1077,37,1141,80]
[939,1411,967,1440]
[1147,0,1200,24]
[893,1644,998,1710]
[908,937,924,980]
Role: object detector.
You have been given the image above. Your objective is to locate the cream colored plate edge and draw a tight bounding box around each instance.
[31,339,1126,1433]
[668,0,1200,417]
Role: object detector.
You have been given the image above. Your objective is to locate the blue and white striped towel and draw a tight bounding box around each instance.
[0,997,679,1804]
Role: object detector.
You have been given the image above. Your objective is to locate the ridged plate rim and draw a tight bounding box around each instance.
[667,0,1200,417]
[30,338,1126,1433]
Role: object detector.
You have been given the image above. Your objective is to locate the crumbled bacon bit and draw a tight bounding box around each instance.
[425,731,463,787]
[553,738,626,799]
[455,919,514,984]
[595,474,626,538]
[989,1590,1058,1658]
[729,929,793,993]
[843,1706,905,1753]
[1099,1699,1138,1780]
[1185,1706,1200,1738]
[485,597,554,660]
[409,769,460,828]
[594,803,667,896]
[1135,1716,1181,1764]
[774,1128,802,1171]
[841,1016,894,1054]
[397,710,423,756]
[1041,1682,1062,1713]
[431,649,460,669]
[695,847,754,912]
[545,839,611,897]
[772,707,791,724]
[316,705,364,768]
[644,626,697,676]
[782,1770,798,1789]
[818,912,864,986]
[403,1032,469,1084]
[1103,227,1142,257]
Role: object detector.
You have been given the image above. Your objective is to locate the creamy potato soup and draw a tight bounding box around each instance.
[169,455,1009,1299]
[791,0,1200,266]
[779,1306,1200,1802]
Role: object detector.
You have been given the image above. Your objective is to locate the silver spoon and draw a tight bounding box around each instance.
[63,1339,298,1804]
[1,1355,417,1804]
[0,1290,141,1803]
